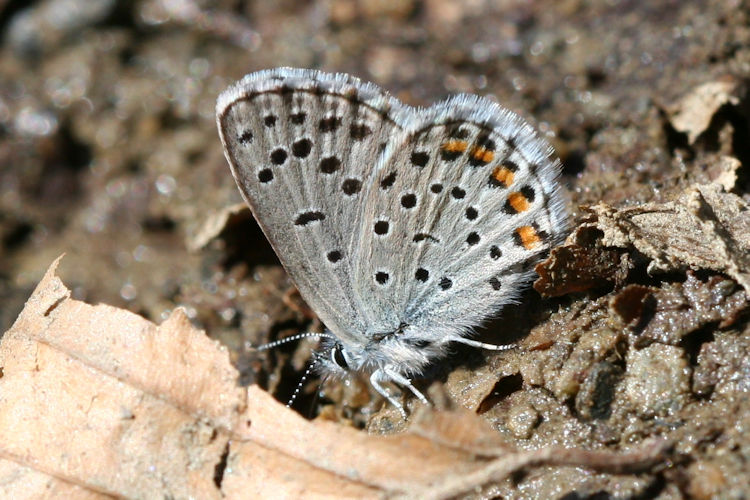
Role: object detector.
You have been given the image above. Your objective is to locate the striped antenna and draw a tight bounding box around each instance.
[256,332,336,351]
[286,353,320,408]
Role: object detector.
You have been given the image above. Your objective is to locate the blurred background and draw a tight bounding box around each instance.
[0,0,746,390]
[2,3,749,496]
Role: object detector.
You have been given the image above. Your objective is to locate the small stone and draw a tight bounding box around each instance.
[624,344,691,417]
[506,403,539,439]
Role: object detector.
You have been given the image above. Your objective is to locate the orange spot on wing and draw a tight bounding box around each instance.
[492,166,514,187]
[508,191,530,212]
[470,146,494,163]
[441,140,468,153]
[516,225,541,250]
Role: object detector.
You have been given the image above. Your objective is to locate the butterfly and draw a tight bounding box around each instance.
[217,68,568,417]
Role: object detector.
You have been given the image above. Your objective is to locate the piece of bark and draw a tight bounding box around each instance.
[611,273,748,346]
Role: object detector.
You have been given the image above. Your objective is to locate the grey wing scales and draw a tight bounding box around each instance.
[356,94,568,339]
[216,68,406,345]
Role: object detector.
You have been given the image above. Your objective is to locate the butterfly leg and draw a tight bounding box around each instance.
[370,369,407,419]
[383,366,430,408]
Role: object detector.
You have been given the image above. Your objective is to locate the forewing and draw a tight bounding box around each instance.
[217,68,407,344]
[354,94,568,337]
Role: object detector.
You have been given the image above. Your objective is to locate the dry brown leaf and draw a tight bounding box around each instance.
[0,255,240,499]
[535,181,750,298]
[187,202,250,252]
[711,156,741,192]
[0,459,110,500]
[667,77,742,144]
[0,256,673,498]
[534,242,631,296]
[586,183,750,293]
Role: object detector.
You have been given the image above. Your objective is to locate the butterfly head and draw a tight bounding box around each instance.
[316,322,448,379]
[322,338,356,374]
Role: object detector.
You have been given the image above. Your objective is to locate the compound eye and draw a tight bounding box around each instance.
[331,343,349,370]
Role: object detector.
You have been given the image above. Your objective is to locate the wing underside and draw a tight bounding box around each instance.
[217,68,407,345]
[218,69,567,345]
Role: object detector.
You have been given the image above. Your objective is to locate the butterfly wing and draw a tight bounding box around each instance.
[217,68,409,346]
[354,94,568,341]
[219,69,567,351]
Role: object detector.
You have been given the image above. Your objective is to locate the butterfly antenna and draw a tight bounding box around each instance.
[452,336,517,351]
[256,332,336,351]
[286,353,320,408]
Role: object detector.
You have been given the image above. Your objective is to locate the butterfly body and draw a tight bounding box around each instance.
[217,68,568,415]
